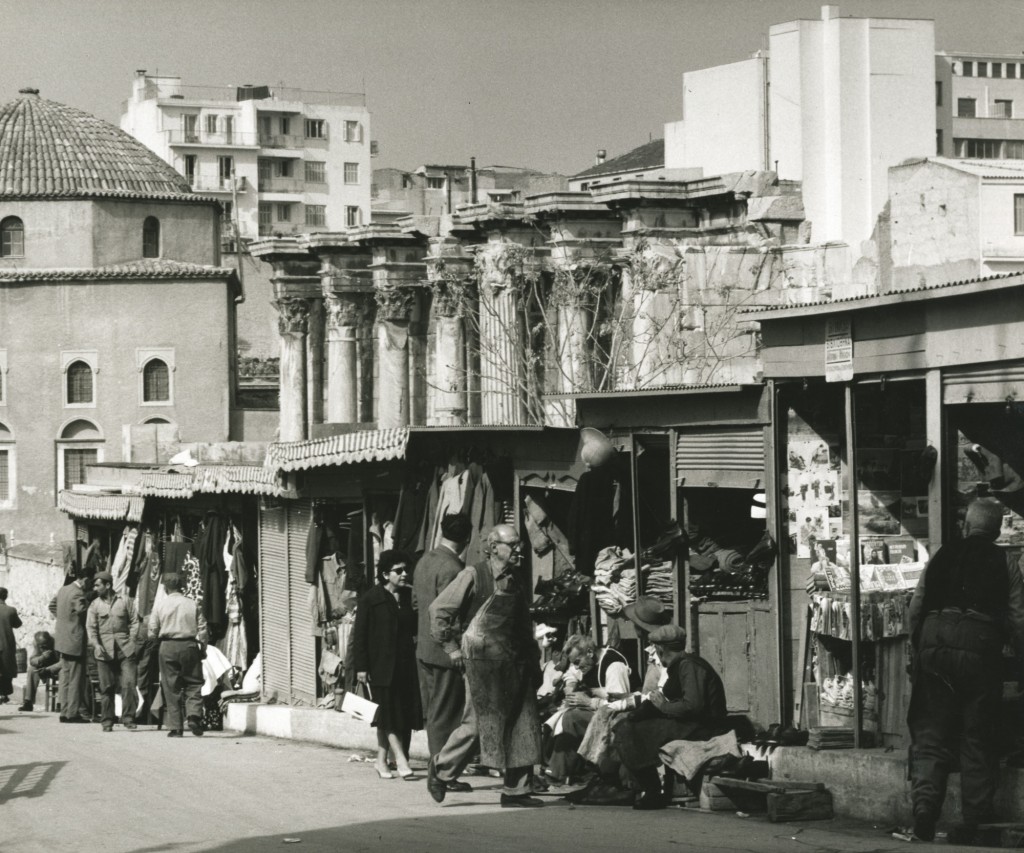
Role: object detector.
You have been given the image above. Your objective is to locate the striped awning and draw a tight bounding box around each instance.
[58,491,145,523]
[265,428,410,473]
[136,465,282,498]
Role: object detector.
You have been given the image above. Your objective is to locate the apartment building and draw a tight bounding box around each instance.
[121,72,372,243]
[936,52,1024,159]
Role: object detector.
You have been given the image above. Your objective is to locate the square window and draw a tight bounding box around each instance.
[963,61,974,77]
[277,204,291,222]
[305,205,326,227]
[305,160,326,183]
[993,63,1003,78]
[978,62,988,78]
[344,121,363,143]
[426,176,445,189]
[62,447,97,490]
[345,206,361,227]
[994,100,1013,118]
[957,98,977,118]
[344,162,359,184]
[1008,64,1018,80]
[304,119,326,139]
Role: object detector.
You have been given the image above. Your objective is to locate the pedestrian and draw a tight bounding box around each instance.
[86,571,141,731]
[52,573,90,723]
[19,631,61,712]
[426,524,544,808]
[412,511,475,791]
[907,498,1024,844]
[149,572,208,738]
[0,587,23,704]
[352,549,420,780]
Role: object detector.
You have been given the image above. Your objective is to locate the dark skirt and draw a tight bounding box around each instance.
[372,648,422,734]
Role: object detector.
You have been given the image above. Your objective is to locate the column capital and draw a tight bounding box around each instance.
[430,276,472,318]
[374,285,416,322]
[274,297,310,336]
[324,292,366,329]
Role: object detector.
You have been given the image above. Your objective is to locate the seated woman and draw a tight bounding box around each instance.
[546,635,632,782]
[352,550,421,780]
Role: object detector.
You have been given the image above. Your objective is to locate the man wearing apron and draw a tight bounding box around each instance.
[427,524,544,808]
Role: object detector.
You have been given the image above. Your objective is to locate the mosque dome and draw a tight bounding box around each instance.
[0,89,193,199]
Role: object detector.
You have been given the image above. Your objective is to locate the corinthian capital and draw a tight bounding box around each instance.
[325,294,364,329]
[430,276,472,318]
[274,298,310,336]
[374,285,415,322]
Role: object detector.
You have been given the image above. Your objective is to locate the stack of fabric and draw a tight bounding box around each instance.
[591,546,636,616]
[807,727,855,750]
[642,561,674,604]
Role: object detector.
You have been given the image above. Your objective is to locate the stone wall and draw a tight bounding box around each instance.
[0,544,65,653]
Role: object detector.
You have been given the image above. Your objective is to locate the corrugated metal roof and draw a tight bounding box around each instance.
[545,382,749,400]
[265,428,409,473]
[58,491,144,522]
[0,259,235,283]
[136,465,281,498]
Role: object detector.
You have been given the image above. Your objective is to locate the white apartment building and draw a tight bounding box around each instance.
[121,72,372,242]
[936,53,1024,160]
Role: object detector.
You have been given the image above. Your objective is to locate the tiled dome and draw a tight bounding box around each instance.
[0,90,193,199]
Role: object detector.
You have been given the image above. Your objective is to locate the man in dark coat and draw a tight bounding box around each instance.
[907,498,1024,844]
[413,512,474,776]
[52,574,90,722]
[0,587,23,703]
[613,623,728,810]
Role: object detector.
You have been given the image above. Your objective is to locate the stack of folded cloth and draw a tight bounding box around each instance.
[642,561,674,603]
[807,727,855,750]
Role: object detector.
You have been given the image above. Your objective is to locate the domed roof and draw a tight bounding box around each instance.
[0,90,193,199]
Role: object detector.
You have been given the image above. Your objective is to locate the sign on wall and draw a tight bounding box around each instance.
[825,317,853,383]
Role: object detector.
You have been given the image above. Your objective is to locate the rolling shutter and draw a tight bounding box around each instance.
[942,363,1024,404]
[676,425,766,489]
[259,505,290,699]
[286,500,316,705]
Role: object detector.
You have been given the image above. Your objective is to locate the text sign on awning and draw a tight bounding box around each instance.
[825,317,853,383]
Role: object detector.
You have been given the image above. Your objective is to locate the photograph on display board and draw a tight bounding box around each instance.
[796,510,828,559]
[787,436,842,558]
[857,490,902,535]
[886,537,917,564]
[860,537,887,564]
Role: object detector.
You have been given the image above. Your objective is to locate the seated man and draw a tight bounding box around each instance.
[19,631,62,712]
[547,635,632,781]
[612,624,728,810]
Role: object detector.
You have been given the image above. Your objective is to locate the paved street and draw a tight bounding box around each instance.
[0,708,978,853]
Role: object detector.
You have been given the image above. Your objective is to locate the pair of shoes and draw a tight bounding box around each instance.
[911,811,936,842]
[167,730,183,738]
[376,768,395,780]
[122,720,138,730]
[62,716,89,724]
[17,703,33,712]
[102,725,113,732]
[531,775,550,793]
[446,780,472,793]
[186,717,204,737]
[398,771,418,782]
[426,755,446,803]
[633,790,668,810]
[500,794,544,808]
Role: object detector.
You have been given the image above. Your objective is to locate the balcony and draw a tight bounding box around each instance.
[258,133,305,150]
[258,177,304,193]
[165,129,258,147]
[258,223,304,237]
[190,176,246,193]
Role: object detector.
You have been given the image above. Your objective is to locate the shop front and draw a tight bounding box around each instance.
[753,271,1024,746]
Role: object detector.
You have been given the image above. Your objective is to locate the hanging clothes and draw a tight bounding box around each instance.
[306,514,324,585]
[219,575,247,671]
[430,467,471,549]
[414,469,442,553]
[393,480,427,554]
[110,525,139,596]
[195,513,228,640]
[465,466,497,566]
[136,534,162,621]
[232,526,252,592]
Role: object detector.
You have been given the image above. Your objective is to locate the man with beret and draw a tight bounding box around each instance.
[87,571,140,731]
[613,623,728,809]
[907,498,1024,844]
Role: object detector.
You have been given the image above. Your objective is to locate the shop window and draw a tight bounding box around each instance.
[65,360,94,406]
[142,216,160,258]
[0,216,24,257]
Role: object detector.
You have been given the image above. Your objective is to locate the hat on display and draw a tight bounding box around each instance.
[648,624,688,649]
[580,428,616,469]
[622,595,672,633]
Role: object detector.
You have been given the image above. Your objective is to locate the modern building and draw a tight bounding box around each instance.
[936,52,1024,159]
[0,89,238,544]
[121,72,372,241]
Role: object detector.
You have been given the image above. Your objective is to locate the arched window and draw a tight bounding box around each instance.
[1,216,24,257]
[142,358,170,402]
[142,216,160,258]
[0,421,13,506]
[66,360,94,405]
[57,419,102,492]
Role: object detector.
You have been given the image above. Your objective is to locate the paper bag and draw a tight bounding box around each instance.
[340,686,379,724]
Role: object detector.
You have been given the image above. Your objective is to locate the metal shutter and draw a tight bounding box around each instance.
[676,426,766,489]
[259,505,290,699]
[286,500,316,705]
[942,363,1024,404]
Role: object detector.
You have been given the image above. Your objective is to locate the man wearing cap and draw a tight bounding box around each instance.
[427,524,544,808]
[907,498,1024,844]
[149,572,208,738]
[613,623,728,809]
[86,571,141,731]
[413,512,474,792]
[52,572,90,723]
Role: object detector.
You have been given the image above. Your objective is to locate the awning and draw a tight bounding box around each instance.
[136,465,282,498]
[58,491,145,523]
[265,428,410,473]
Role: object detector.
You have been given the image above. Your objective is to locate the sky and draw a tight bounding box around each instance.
[4,0,1023,176]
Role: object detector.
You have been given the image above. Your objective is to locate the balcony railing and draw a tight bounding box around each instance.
[258,223,304,237]
[190,176,245,193]
[258,133,304,149]
[165,130,258,147]
[258,177,304,193]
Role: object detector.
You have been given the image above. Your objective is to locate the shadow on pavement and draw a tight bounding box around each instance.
[0,761,66,803]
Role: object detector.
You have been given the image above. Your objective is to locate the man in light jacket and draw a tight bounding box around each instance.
[86,571,140,731]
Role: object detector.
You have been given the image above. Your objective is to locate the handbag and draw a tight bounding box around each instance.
[340,682,379,724]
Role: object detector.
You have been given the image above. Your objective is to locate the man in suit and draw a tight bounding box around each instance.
[86,571,141,732]
[413,511,474,788]
[52,573,90,722]
[0,587,23,704]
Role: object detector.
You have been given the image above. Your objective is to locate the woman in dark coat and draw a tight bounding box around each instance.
[352,550,421,779]
[0,587,23,703]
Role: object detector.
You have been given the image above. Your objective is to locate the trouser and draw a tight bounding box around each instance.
[548,707,595,779]
[95,650,139,725]
[135,635,161,722]
[22,664,62,707]
[909,646,1002,825]
[158,639,203,732]
[434,677,533,796]
[417,659,466,758]
[58,653,86,718]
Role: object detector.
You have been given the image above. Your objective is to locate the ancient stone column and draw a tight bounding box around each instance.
[274,297,309,442]
[374,286,415,428]
[324,293,363,424]
[476,242,527,425]
[429,278,469,425]
[307,297,324,428]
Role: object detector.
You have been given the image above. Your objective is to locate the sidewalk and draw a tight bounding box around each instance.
[224,703,1024,826]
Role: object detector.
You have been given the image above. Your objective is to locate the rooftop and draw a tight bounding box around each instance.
[0,258,237,283]
[572,139,665,181]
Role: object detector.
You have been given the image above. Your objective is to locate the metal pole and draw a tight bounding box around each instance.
[769,380,789,725]
[844,383,864,747]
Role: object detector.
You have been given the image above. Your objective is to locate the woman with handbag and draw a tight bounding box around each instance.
[352,550,422,780]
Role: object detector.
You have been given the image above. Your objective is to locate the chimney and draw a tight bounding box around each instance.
[135,69,147,77]
[596,149,607,166]
[470,157,478,204]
